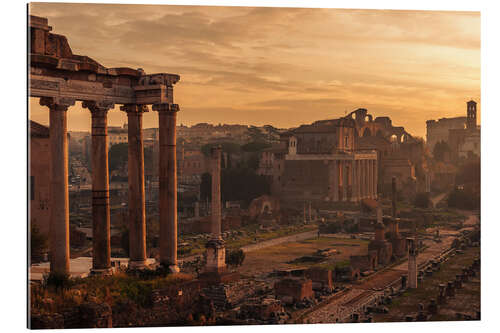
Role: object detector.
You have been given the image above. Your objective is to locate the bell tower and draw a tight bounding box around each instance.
[466,100,477,129]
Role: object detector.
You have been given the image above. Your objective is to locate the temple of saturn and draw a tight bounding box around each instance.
[29,15,189,275]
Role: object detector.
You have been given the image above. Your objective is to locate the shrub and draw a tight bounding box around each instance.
[226,249,245,268]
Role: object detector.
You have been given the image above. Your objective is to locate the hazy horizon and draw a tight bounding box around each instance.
[29,3,480,138]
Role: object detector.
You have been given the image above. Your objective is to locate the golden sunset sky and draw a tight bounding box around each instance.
[28,2,480,138]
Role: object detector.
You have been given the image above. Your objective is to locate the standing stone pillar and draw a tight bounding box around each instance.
[356,160,361,201]
[121,104,148,269]
[368,160,373,199]
[40,97,74,275]
[332,160,339,202]
[374,158,378,199]
[361,160,366,199]
[205,146,226,274]
[351,160,357,202]
[153,103,180,272]
[82,101,114,274]
[210,147,222,238]
[342,161,347,201]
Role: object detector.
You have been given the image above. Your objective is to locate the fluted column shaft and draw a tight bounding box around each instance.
[121,104,148,269]
[84,101,113,272]
[373,159,378,199]
[40,97,74,275]
[153,103,180,270]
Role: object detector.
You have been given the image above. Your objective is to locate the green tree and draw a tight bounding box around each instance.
[226,249,245,268]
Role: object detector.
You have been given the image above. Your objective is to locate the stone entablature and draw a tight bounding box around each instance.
[29,15,179,106]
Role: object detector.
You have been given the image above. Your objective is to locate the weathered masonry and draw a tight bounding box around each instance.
[29,15,181,275]
[281,118,378,203]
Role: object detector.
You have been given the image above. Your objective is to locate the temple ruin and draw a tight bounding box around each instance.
[29,15,181,274]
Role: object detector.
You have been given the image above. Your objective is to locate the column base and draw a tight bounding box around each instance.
[128,260,149,270]
[90,267,114,276]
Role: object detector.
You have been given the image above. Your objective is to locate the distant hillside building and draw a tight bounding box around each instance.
[259,108,424,203]
[426,100,480,159]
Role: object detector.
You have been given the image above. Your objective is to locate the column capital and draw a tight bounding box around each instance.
[120,104,149,114]
[82,100,114,116]
[39,96,75,110]
[152,103,180,113]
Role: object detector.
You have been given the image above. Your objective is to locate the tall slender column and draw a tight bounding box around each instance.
[351,160,357,202]
[205,146,226,274]
[83,101,114,273]
[121,104,148,269]
[356,160,361,201]
[153,103,180,272]
[359,160,364,199]
[373,158,378,199]
[363,160,370,199]
[342,161,347,201]
[40,97,75,275]
[368,160,374,199]
[332,160,339,202]
[210,146,222,238]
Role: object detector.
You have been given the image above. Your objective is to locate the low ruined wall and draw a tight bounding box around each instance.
[274,278,314,302]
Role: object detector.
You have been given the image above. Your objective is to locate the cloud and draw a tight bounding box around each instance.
[28,3,480,137]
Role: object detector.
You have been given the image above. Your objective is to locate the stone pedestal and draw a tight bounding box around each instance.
[205,239,226,274]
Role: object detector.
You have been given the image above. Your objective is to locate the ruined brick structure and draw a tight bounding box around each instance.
[260,107,430,204]
[274,278,314,303]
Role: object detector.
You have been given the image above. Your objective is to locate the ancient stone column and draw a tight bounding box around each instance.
[351,160,357,202]
[332,160,339,202]
[40,97,75,275]
[121,104,148,269]
[210,146,222,238]
[374,158,378,199]
[356,160,361,201]
[82,101,114,274]
[361,160,367,199]
[205,146,226,274]
[368,160,373,199]
[153,103,180,272]
[342,161,347,201]
[392,176,397,218]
